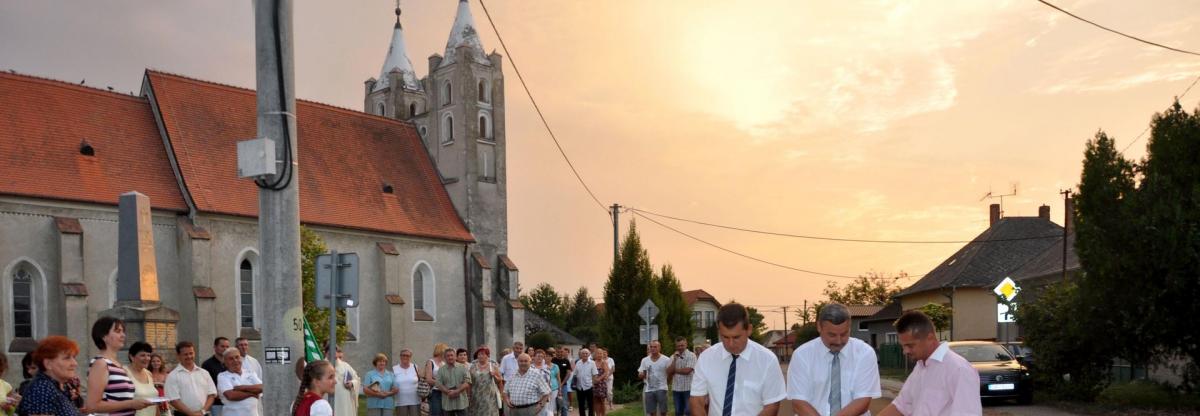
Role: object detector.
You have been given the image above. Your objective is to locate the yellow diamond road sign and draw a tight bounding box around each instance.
[993,277,1019,302]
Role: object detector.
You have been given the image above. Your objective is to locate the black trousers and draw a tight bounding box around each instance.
[576,388,594,416]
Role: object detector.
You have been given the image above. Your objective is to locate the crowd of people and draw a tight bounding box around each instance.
[0,302,979,416]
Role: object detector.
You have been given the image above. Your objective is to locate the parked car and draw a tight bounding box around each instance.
[1001,341,1034,365]
[948,341,1033,405]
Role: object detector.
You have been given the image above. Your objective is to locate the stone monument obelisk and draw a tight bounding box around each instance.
[101,191,180,352]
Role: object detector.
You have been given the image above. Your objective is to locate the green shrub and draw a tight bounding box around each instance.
[1097,380,1176,408]
[527,331,557,351]
[612,380,643,404]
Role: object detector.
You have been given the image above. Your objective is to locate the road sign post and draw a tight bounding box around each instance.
[994,277,1020,342]
[638,300,659,345]
[314,250,359,411]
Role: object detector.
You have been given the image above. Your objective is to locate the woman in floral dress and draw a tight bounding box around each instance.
[468,347,502,415]
[592,348,610,416]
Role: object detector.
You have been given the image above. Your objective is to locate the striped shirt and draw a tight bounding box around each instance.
[90,356,136,416]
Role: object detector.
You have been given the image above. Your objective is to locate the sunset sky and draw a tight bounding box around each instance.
[3,1,1197,328]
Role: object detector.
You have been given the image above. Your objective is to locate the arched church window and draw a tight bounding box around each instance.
[479,114,491,139]
[11,267,33,338]
[410,103,417,117]
[477,79,491,104]
[441,114,454,144]
[442,81,452,106]
[412,262,435,321]
[238,258,256,329]
[377,102,386,117]
[478,143,496,181]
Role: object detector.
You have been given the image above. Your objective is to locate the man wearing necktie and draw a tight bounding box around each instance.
[787,303,881,416]
[689,303,785,416]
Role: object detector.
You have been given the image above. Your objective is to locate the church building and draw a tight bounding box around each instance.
[0,0,521,383]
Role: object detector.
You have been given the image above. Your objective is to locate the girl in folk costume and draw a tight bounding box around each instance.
[291,360,336,416]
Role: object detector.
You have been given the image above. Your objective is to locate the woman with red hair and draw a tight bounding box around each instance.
[15,335,81,416]
[468,346,502,415]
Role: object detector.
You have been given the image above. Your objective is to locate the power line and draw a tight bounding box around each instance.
[1034,0,1200,57]
[631,209,923,280]
[476,0,608,214]
[630,207,1062,244]
[1121,73,1200,153]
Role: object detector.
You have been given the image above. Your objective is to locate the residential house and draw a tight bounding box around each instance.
[684,289,721,344]
[847,304,885,344]
[524,310,585,357]
[861,300,903,349]
[893,203,1076,342]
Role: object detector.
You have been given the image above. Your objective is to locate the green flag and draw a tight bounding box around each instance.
[303,317,324,362]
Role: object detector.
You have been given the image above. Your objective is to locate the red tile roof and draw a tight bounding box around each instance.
[0,72,187,211]
[144,71,473,242]
[683,289,720,307]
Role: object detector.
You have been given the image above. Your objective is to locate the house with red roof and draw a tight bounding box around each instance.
[684,289,721,344]
[0,1,520,373]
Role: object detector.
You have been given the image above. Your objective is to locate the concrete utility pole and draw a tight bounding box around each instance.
[1061,189,1071,282]
[255,0,303,413]
[611,204,621,264]
[781,305,790,353]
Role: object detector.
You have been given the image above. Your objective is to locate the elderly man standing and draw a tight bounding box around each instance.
[639,340,672,416]
[787,303,881,416]
[505,353,551,416]
[573,348,598,416]
[666,336,697,416]
[435,348,471,416]
[165,341,216,416]
[690,303,785,416]
[216,348,262,416]
[234,338,263,415]
[501,341,526,383]
[879,311,981,416]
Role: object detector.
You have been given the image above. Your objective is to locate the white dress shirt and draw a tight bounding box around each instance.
[690,340,785,415]
[786,337,882,415]
[165,364,217,413]
[573,358,598,391]
[500,353,519,382]
[217,370,262,416]
[242,355,263,379]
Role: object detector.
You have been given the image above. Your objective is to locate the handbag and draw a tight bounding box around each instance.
[416,360,433,399]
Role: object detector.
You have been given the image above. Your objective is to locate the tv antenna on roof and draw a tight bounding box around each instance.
[980,183,1018,217]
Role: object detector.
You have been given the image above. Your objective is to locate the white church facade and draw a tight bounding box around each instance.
[0,0,521,384]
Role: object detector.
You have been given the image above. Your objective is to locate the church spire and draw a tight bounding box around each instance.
[441,0,487,67]
[374,1,419,92]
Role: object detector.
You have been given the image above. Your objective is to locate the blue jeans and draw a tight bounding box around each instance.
[558,384,570,415]
[672,391,690,416]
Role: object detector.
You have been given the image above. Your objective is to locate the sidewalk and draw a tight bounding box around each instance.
[880,377,904,399]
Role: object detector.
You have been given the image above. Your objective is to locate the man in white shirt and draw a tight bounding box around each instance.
[216,348,263,416]
[788,303,881,416]
[572,348,598,416]
[165,341,217,416]
[234,338,263,415]
[233,338,262,378]
[638,340,672,416]
[501,341,526,382]
[690,303,785,416]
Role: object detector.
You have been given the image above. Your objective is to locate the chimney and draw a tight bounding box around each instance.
[1038,205,1051,220]
[1064,196,1074,234]
[989,203,1001,226]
